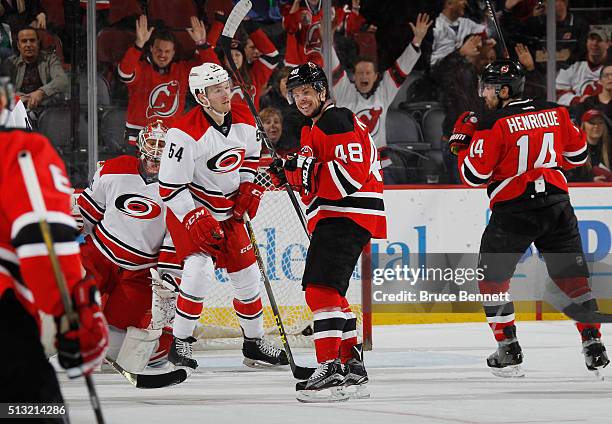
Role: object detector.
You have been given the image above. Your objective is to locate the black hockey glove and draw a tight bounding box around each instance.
[267,157,288,188]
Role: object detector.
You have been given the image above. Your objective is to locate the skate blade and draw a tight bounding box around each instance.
[490,364,525,378]
[345,383,370,399]
[171,364,196,377]
[296,387,350,403]
[243,358,289,370]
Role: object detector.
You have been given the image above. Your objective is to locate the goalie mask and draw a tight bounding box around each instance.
[137,120,168,183]
[189,62,231,118]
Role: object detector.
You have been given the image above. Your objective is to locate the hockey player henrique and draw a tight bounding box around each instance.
[158,62,288,372]
[451,59,609,378]
[268,62,387,402]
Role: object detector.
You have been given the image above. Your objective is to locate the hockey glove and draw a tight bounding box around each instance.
[183,207,224,250]
[450,111,478,156]
[55,276,109,378]
[233,182,265,221]
[284,154,319,195]
[267,157,288,188]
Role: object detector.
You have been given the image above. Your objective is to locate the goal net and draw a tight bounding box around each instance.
[193,158,367,349]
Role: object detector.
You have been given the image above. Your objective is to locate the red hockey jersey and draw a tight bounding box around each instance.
[118,45,218,144]
[0,129,82,318]
[300,105,386,239]
[457,99,588,209]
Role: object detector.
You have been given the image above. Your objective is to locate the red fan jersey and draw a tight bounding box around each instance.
[457,99,588,209]
[118,45,219,144]
[0,129,82,318]
[300,105,387,239]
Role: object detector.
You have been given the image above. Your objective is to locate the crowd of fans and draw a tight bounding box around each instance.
[1,0,611,186]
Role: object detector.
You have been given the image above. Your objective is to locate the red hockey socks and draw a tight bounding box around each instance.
[553,277,602,340]
[339,297,358,364]
[479,280,515,342]
[305,284,345,363]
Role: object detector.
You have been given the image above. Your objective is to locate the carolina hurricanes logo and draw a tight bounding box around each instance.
[207,147,246,173]
[146,80,180,119]
[356,108,383,136]
[115,194,162,220]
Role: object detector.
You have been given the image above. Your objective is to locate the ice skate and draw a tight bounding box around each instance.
[581,328,609,380]
[344,344,370,399]
[242,337,289,368]
[168,336,198,371]
[296,359,349,403]
[487,326,524,378]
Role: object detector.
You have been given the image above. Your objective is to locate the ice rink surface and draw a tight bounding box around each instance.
[60,322,612,424]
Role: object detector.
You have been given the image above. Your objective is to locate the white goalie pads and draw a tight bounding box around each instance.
[150,268,178,330]
[116,326,163,373]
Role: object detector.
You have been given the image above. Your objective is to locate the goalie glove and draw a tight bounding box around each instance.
[284,154,319,195]
[450,111,478,156]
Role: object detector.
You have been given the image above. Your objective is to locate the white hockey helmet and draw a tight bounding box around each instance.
[189,62,230,105]
[137,120,168,162]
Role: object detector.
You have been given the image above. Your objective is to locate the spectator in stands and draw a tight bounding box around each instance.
[118,15,215,145]
[260,107,299,157]
[430,0,486,67]
[259,66,308,145]
[3,27,67,118]
[281,0,345,67]
[556,28,610,106]
[433,32,495,183]
[0,0,46,31]
[208,16,280,110]
[514,42,546,100]
[332,13,432,148]
[566,109,612,182]
[571,64,612,123]
[502,0,587,68]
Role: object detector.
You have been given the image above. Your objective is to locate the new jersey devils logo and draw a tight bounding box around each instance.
[356,107,383,136]
[115,194,162,220]
[207,147,246,173]
[305,22,322,55]
[146,80,180,119]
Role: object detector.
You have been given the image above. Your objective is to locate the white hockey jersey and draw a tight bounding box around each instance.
[430,14,485,66]
[158,102,260,223]
[332,43,420,148]
[556,61,603,106]
[77,155,178,273]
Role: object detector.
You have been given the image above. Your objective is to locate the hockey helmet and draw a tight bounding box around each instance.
[479,60,526,98]
[286,62,329,104]
[189,62,230,103]
[138,120,168,163]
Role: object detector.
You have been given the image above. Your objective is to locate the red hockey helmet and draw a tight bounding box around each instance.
[138,120,168,162]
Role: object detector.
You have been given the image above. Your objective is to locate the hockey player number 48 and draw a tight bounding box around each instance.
[335,143,363,163]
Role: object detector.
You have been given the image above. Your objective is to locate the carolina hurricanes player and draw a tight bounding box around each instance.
[268,62,386,402]
[0,75,108,407]
[158,62,288,370]
[77,120,181,373]
[451,59,609,377]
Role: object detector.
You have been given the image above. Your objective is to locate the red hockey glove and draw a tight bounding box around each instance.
[450,111,478,156]
[267,157,288,188]
[183,207,224,250]
[55,277,109,378]
[284,154,319,194]
[233,182,265,220]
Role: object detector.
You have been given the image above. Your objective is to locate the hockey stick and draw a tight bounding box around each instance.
[244,215,315,380]
[108,360,188,389]
[17,151,105,424]
[484,0,510,59]
[221,0,311,240]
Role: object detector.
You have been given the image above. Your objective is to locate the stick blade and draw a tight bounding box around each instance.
[222,0,253,39]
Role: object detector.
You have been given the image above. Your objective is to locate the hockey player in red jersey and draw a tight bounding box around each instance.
[0,76,108,407]
[268,62,386,402]
[158,62,289,371]
[451,59,609,377]
[77,120,181,373]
